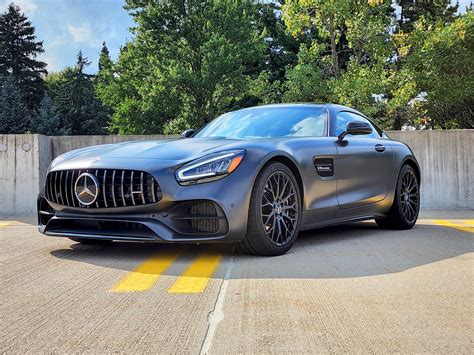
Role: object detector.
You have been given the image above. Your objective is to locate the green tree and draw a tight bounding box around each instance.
[47,51,109,135]
[282,0,393,128]
[406,12,474,128]
[30,93,68,135]
[98,41,113,72]
[98,0,264,134]
[283,0,352,77]
[282,43,330,103]
[0,75,30,133]
[248,1,316,105]
[0,3,47,112]
[96,41,182,134]
[258,1,299,81]
[396,0,459,32]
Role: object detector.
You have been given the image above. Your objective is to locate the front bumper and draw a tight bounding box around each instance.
[38,198,232,242]
[38,156,259,243]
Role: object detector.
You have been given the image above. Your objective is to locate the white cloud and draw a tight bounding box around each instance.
[39,53,61,73]
[68,23,92,43]
[1,0,37,15]
[67,22,101,48]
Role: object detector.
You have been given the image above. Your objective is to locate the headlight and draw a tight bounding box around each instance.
[176,150,245,185]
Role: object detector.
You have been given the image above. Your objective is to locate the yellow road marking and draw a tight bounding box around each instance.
[0,222,11,227]
[433,220,473,234]
[111,252,178,292]
[458,219,474,226]
[168,254,222,294]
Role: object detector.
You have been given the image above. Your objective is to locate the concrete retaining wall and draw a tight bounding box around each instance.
[388,130,473,209]
[0,134,51,215]
[1,131,472,214]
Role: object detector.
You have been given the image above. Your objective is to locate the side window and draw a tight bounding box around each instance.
[335,112,381,138]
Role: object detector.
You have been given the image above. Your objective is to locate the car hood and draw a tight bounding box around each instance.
[51,138,246,168]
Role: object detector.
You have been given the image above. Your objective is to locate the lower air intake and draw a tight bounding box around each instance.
[186,201,219,233]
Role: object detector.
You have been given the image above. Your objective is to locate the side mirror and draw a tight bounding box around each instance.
[338,121,372,141]
[180,129,195,138]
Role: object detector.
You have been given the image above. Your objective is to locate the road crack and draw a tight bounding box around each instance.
[199,250,235,355]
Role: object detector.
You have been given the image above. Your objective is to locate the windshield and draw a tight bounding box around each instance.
[195,106,328,139]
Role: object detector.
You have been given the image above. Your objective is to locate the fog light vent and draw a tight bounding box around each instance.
[187,202,219,233]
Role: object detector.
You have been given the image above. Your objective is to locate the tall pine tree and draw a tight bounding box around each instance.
[98,41,113,72]
[0,75,30,133]
[396,0,459,32]
[0,3,47,113]
[47,51,109,135]
[30,93,67,135]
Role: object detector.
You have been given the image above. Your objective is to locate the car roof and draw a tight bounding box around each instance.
[235,103,363,116]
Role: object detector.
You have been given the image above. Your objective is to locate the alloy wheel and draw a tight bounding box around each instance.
[261,171,299,246]
[400,170,419,224]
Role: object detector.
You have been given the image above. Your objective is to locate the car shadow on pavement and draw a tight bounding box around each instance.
[49,221,473,279]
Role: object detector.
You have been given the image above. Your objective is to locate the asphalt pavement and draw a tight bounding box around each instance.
[0,211,472,353]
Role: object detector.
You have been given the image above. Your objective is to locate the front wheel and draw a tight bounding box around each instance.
[376,164,420,229]
[239,162,302,256]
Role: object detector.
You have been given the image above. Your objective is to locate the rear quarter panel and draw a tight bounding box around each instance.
[383,139,421,210]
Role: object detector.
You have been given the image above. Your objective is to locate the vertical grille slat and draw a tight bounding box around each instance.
[130,171,136,206]
[140,172,146,204]
[121,170,126,207]
[46,173,51,201]
[151,177,156,203]
[59,171,65,205]
[64,171,70,206]
[95,170,100,208]
[111,170,117,207]
[70,170,76,207]
[46,169,161,208]
[103,170,108,208]
[53,171,59,203]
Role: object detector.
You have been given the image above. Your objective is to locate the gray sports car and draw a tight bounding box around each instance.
[38,104,420,255]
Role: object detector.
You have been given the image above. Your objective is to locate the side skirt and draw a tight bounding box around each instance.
[300,213,386,231]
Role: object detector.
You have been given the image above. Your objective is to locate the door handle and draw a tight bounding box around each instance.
[375,144,385,152]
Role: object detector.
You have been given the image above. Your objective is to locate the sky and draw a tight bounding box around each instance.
[0,0,136,74]
[1,0,471,75]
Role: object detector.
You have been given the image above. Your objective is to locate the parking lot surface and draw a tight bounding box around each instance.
[0,212,472,353]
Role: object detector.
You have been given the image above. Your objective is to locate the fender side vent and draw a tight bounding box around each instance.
[314,158,334,177]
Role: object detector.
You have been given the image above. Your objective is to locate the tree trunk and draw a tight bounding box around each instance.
[328,13,340,77]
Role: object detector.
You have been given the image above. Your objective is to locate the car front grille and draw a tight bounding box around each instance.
[45,169,162,208]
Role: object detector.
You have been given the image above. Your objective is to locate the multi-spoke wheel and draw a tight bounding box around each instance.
[261,171,299,246]
[239,162,301,256]
[376,164,420,230]
[399,169,419,224]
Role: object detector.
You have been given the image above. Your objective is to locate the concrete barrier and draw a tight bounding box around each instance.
[0,131,472,214]
[0,134,51,215]
[388,130,473,209]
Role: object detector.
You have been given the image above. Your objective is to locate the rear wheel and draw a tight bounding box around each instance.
[376,164,420,229]
[69,238,113,245]
[239,162,302,256]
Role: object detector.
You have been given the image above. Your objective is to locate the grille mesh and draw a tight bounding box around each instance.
[45,169,162,208]
[187,202,219,233]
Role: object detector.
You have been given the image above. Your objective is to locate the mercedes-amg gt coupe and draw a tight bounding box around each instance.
[38,104,420,255]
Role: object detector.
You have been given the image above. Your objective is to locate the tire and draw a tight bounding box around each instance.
[239,162,302,256]
[376,164,420,230]
[69,238,113,245]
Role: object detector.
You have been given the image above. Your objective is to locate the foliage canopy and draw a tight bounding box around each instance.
[0,0,473,135]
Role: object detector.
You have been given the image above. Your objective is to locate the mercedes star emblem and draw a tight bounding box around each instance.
[74,172,100,206]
